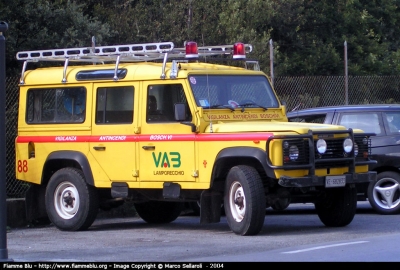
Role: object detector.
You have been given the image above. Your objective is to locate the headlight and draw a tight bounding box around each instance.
[354,143,359,156]
[316,139,327,154]
[343,138,353,153]
[289,145,299,161]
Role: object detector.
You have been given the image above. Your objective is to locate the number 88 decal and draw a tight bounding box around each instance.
[17,160,28,172]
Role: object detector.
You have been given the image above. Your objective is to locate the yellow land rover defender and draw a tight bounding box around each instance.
[15,41,376,236]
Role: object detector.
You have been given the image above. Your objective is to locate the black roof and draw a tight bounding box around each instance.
[287,104,400,117]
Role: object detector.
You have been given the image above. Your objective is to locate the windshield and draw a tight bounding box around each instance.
[189,75,279,110]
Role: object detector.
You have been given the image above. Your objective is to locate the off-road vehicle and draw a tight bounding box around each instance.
[15,41,376,235]
[288,104,400,215]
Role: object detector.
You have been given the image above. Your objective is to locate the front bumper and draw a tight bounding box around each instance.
[278,171,377,188]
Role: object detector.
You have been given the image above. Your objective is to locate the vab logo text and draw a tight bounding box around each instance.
[152,152,181,168]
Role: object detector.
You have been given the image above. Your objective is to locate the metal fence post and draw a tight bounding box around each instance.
[0,21,12,262]
[269,39,274,87]
[344,41,348,105]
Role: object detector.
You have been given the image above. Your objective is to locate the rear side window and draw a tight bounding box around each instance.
[26,87,86,124]
[288,114,327,123]
[95,86,134,124]
[338,113,382,135]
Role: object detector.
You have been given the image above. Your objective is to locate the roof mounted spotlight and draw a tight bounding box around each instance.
[233,42,246,59]
[185,41,198,58]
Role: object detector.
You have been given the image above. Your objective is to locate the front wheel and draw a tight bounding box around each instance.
[45,168,99,231]
[315,185,357,227]
[224,165,265,236]
[367,171,400,214]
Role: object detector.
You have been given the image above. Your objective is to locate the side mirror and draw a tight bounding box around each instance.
[174,103,197,132]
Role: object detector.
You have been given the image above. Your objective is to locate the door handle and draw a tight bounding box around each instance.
[93,146,106,151]
[142,146,155,150]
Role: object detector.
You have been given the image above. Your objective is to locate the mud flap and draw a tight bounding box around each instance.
[25,184,48,221]
[200,190,222,224]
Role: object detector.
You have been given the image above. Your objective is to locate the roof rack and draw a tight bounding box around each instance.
[17,41,254,84]
[16,42,176,63]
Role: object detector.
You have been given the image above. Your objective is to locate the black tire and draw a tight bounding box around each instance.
[45,168,99,231]
[224,165,265,236]
[367,171,400,215]
[271,200,290,211]
[134,201,183,223]
[271,188,291,211]
[190,201,201,216]
[315,186,357,227]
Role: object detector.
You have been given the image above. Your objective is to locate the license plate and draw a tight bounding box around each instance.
[325,175,346,188]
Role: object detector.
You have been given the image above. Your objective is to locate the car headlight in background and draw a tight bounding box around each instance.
[363,137,368,145]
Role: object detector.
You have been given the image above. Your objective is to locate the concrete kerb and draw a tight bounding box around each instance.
[6,198,27,228]
[6,198,140,229]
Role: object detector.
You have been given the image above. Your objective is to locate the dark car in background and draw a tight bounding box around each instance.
[287,104,400,214]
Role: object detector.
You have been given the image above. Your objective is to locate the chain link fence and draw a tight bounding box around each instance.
[276,76,400,111]
[5,76,23,198]
[5,75,400,198]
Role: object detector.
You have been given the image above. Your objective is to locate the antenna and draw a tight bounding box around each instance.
[201,34,213,133]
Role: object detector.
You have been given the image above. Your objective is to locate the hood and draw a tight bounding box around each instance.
[204,121,347,134]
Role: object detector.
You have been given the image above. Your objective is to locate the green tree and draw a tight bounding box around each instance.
[219,0,273,74]
[2,0,400,76]
[1,0,112,76]
[274,0,400,76]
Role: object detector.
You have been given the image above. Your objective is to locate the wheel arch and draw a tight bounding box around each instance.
[211,147,274,191]
[373,165,400,175]
[370,154,400,175]
[42,151,94,186]
[26,151,94,223]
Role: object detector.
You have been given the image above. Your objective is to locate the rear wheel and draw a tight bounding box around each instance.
[134,201,183,223]
[45,167,99,231]
[315,185,357,227]
[367,171,400,214]
[224,165,265,236]
[189,201,201,216]
[271,188,291,211]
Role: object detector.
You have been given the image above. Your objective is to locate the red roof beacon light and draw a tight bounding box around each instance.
[185,41,198,58]
[233,42,246,59]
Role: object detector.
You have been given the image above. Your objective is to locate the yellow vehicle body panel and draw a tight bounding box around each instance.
[14,41,377,235]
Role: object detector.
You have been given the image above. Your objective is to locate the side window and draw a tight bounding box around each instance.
[383,112,400,134]
[96,86,134,124]
[26,87,86,124]
[288,114,326,123]
[338,113,382,135]
[147,84,191,123]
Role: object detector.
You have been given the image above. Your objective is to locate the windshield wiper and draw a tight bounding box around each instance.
[237,102,268,112]
[208,104,235,112]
